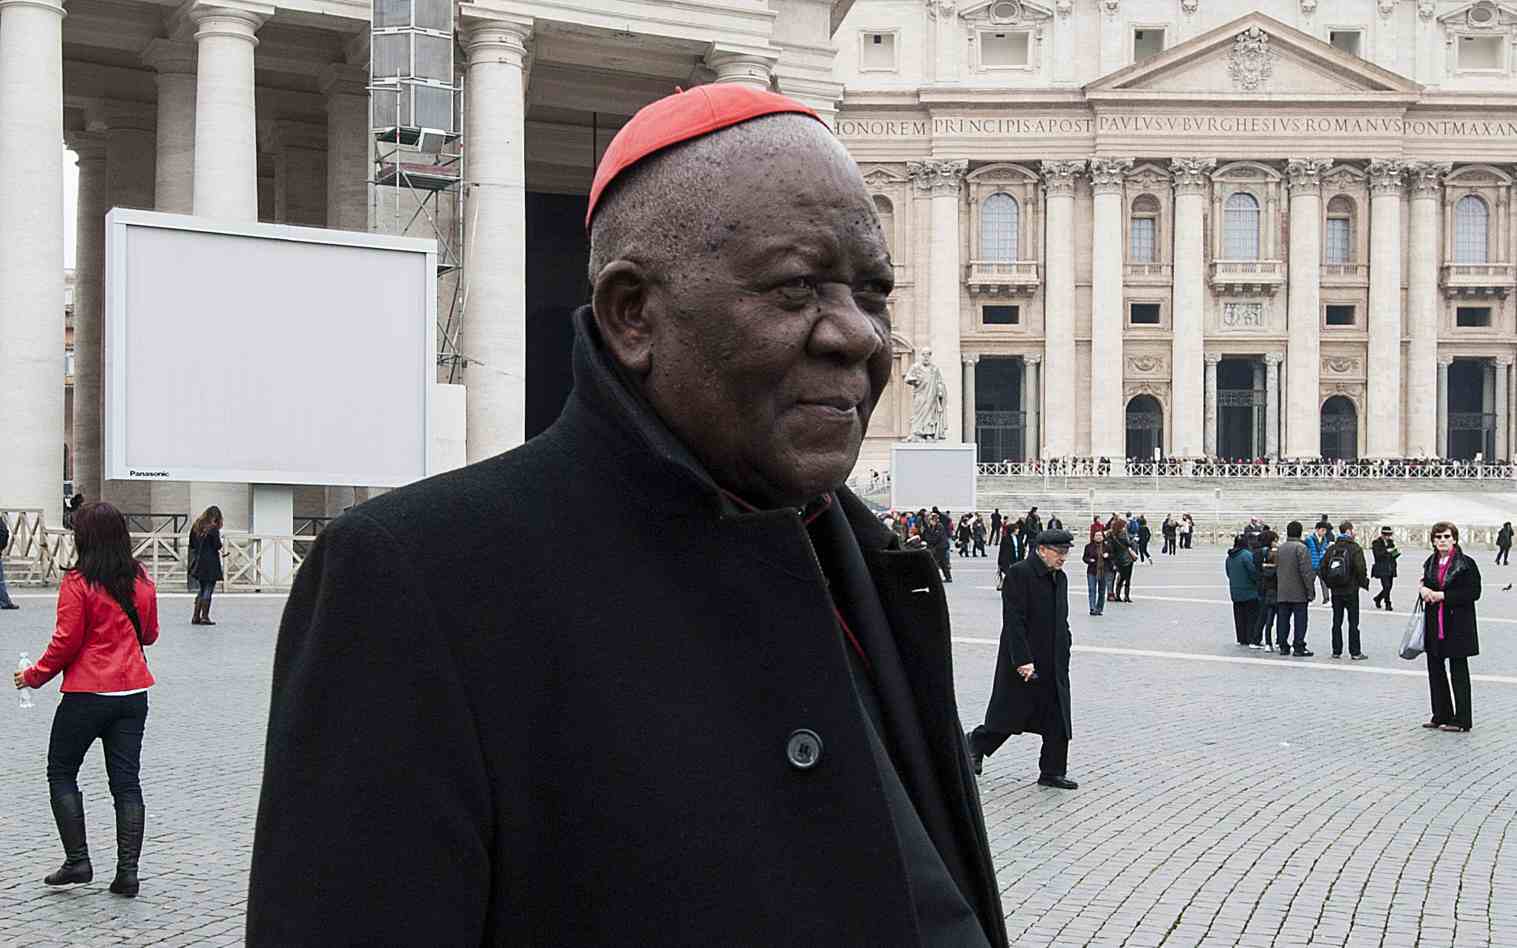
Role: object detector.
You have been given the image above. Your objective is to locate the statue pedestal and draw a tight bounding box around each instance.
[890,441,978,512]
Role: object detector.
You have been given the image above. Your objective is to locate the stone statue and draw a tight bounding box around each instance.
[904,348,947,441]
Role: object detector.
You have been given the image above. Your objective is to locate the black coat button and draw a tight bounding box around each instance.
[786,729,823,770]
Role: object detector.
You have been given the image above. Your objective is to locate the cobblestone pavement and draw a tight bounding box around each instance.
[1,541,1515,947]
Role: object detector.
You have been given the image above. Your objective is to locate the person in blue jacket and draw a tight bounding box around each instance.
[1305,520,1332,604]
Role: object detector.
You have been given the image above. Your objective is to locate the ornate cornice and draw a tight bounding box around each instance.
[1170,157,1216,195]
[1286,158,1334,195]
[1367,158,1406,195]
[1041,159,1085,196]
[907,159,968,195]
[1089,157,1135,194]
[1403,160,1453,198]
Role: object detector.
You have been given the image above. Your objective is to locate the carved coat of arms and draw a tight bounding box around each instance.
[1227,27,1275,91]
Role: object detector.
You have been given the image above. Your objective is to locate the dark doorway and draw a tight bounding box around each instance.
[525,191,591,439]
[1448,359,1495,461]
[974,356,1024,462]
[1217,358,1263,460]
[1126,394,1164,460]
[1320,396,1358,460]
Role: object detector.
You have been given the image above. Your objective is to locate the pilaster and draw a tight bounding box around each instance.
[1041,159,1084,457]
[909,158,968,442]
[1285,158,1330,458]
[1405,161,1450,457]
[1265,352,1283,459]
[1024,354,1041,461]
[1090,157,1132,458]
[1366,159,1405,457]
[1204,352,1221,458]
[1170,157,1213,457]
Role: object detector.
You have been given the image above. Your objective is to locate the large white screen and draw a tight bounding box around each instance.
[104,211,435,487]
[890,443,978,512]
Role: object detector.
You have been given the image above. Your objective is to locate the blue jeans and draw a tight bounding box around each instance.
[1276,602,1309,653]
[196,579,216,604]
[1086,573,1106,613]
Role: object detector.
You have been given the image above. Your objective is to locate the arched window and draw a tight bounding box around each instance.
[1129,194,1160,263]
[981,192,1020,261]
[1325,195,1354,265]
[1223,192,1260,260]
[1454,195,1489,264]
[873,195,895,258]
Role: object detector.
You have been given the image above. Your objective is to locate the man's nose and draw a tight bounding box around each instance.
[809,285,884,363]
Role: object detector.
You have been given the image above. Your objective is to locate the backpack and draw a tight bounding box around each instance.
[1322,542,1352,589]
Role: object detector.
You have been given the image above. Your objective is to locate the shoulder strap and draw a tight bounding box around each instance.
[104,574,145,647]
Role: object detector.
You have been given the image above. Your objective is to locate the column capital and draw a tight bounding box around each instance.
[907,158,968,195]
[1367,158,1407,195]
[1266,351,1285,366]
[1204,351,1223,366]
[704,47,779,89]
[1169,157,1215,195]
[1497,355,1515,367]
[1404,160,1453,198]
[177,0,273,44]
[1439,356,1455,368]
[1285,157,1333,195]
[319,63,368,100]
[1024,353,1042,366]
[1041,159,1085,196]
[1089,156,1134,194]
[962,353,980,366]
[0,0,65,16]
[142,38,197,75]
[458,10,532,64]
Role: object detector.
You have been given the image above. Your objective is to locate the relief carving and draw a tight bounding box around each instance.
[1041,159,1086,195]
[1322,356,1362,375]
[1170,157,1216,194]
[907,159,969,195]
[1227,27,1276,92]
[1127,354,1167,375]
[1089,156,1135,192]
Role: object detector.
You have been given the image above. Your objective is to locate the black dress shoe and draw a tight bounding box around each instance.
[1294,649,1314,657]
[1037,775,1078,790]
[0,604,18,610]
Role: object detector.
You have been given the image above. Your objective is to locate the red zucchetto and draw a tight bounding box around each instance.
[584,84,824,232]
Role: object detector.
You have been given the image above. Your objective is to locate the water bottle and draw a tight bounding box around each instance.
[17,653,33,709]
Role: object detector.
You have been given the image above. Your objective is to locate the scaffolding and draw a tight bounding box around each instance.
[370,0,468,381]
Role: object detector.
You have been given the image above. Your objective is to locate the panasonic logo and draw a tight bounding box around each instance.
[128,470,171,478]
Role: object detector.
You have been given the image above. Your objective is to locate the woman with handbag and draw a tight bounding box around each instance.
[188,505,224,625]
[1417,521,1481,733]
[12,502,160,897]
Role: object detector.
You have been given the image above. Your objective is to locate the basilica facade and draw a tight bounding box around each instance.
[834,3,1517,471]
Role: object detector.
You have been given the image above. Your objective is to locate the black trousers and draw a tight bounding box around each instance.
[969,725,1069,777]
[1276,602,1309,653]
[1331,594,1362,656]
[1497,546,1510,565]
[1255,600,1277,646]
[47,692,149,802]
[1113,565,1132,600]
[1427,654,1472,730]
[973,539,986,557]
[1374,576,1394,606]
[1232,600,1259,645]
[934,547,952,580]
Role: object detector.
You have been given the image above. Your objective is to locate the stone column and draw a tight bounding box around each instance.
[1041,159,1084,457]
[322,64,371,233]
[461,16,532,462]
[1503,358,1516,462]
[1203,352,1220,457]
[1090,157,1132,458]
[190,1,270,220]
[188,0,269,529]
[1285,158,1332,458]
[1366,159,1405,457]
[705,49,775,90]
[1170,158,1213,458]
[272,122,328,226]
[1024,354,1040,460]
[1098,0,1124,73]
[144,40,198,521]
[1494,359,1509,461]
[0,0,66,528]
[962,354,978,448]
[1437,358,1451,457]
[69,135,109,508]
[1252,361,1266,457]
[1405,161,1449,457]
[1265,352,1282,459]
[908,159,968,442]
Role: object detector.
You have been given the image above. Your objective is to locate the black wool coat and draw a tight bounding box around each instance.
[245,309,1008,948]
[982,554,1072,739]
[1421,550,1482,659]
[1371,537,1399,579]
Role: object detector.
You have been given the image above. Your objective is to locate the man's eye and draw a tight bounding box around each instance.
[778,277,818,300]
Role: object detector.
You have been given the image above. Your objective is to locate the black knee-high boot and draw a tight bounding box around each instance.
[109,796,144,897]
[44,791,93,885]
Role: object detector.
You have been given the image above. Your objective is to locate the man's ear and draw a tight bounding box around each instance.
[592,260,656,376]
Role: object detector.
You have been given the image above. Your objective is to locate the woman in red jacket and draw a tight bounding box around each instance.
[12,502,160,897]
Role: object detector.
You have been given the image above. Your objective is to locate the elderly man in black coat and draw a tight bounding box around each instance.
[967,529,1078,790]
[245,86,1007,948]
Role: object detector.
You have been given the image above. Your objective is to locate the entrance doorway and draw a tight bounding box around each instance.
[1217,358,1264,460]
[974,356,1024,462]
[1125,394,1164,459]
[1448,359,1496,461]
[1320,396,1358,460]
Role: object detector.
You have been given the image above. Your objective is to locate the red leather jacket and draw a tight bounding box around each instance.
[23,570,159,692]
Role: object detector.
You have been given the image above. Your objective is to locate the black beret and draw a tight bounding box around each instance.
[1036,529,1074,551]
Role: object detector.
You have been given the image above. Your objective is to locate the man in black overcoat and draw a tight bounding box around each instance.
[967,529,1078,790]
[245,86,1008,948]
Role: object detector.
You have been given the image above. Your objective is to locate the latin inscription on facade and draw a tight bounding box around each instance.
[835,115,1517,141]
